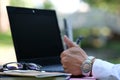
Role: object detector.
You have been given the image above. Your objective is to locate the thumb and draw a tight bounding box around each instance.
[64,35,78,48]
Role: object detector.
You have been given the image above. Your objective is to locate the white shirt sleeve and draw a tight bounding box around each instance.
[92,59,120,80]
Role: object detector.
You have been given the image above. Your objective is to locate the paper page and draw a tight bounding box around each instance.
[0,70,71,78]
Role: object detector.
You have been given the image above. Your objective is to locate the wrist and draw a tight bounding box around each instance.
[90,56,96,76]
[81,56,95,77]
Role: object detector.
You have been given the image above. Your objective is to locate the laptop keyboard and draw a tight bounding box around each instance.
[41,64,64,72]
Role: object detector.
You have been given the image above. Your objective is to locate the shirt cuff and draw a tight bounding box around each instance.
[92,59,114,78]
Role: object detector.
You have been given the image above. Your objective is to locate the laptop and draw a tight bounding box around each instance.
[6,6,64,72]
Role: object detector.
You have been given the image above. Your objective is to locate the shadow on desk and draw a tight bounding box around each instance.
[0,76,96,80]
[0,76,67,80]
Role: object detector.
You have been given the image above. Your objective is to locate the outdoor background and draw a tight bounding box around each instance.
[0,0,120,65]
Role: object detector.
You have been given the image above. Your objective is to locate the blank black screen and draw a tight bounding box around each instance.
[7,6,63,64]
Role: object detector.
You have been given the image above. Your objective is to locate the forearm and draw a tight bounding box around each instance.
[92,59,120,80]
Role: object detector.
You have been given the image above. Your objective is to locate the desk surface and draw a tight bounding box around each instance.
[0,76,67,80]
[0,76,96,80]
[0,71,70,80]
[0,71,96,80]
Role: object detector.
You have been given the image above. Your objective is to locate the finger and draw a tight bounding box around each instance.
[64,35,78,48]
[64,69,69,73]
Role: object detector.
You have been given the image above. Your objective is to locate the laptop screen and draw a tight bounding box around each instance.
[7,6,64,64]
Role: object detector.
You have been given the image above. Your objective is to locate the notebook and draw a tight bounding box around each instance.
[6,6,64,72]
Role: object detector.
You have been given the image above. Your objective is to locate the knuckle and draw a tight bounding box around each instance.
[61,57,69,67]
[60,50,68,58]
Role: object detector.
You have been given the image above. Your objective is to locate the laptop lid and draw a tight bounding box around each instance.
[7,6,64,66]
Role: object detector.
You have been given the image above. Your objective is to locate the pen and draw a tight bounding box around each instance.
[76,36,83,45]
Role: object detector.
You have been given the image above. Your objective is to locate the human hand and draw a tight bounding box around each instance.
[60,35,88,76]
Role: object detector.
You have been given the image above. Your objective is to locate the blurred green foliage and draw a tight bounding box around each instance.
[10,0,53,9]
[73,27,91,47]
[10,0,26,7]
[43,0,53,9]
[73,27,120,49]
[84,0,120,13]
[0,32,13,46]
[10,0,36,8]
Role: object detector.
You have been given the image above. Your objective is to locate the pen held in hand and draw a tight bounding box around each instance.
[76,36,83,45]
